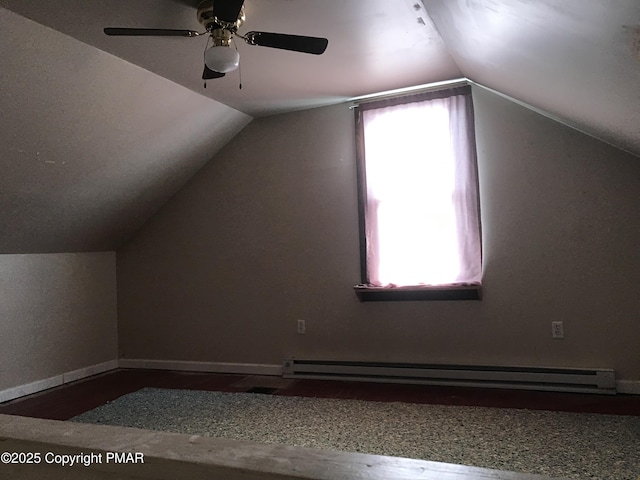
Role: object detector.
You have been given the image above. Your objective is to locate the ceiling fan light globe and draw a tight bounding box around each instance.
[204,45,240,73]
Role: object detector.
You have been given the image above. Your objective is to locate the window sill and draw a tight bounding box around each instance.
[353,283,482,302]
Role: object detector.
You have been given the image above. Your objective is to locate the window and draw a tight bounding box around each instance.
[354,85,482,301]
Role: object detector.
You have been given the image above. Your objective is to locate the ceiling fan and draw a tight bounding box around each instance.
[104,0,329,81]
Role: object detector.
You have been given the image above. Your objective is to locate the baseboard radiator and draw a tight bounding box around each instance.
[282,359,617,394]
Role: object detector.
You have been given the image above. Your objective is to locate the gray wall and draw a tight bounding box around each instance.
[117,87,640,381]
[0,252,117,391]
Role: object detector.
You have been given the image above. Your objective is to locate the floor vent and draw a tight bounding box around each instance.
[282,359,616,394]
[246,387,278,395]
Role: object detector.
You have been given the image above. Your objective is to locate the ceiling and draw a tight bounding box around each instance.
[424,0,640,157]
[1,0,639,253]
[0,0,460,117]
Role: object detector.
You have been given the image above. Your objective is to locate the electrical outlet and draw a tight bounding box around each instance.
[551,321,564,339]
[297,319,306,335]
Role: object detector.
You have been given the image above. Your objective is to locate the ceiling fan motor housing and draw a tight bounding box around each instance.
[197,1,245,32]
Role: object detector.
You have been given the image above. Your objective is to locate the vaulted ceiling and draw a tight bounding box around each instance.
[1,0,639,253]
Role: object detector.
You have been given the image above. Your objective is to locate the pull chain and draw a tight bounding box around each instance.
[203,35,211,89]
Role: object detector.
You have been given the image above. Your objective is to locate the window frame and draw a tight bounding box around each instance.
[353,84,482,302]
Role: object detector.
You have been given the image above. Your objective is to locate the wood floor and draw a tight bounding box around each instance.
[1,368,639,421]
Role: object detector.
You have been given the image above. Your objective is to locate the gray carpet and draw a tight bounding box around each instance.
[71,388,640,479]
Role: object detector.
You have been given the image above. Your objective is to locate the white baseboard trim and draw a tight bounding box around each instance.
[616,380,640,395]
[118,359,282,377]
[0,359,118,403]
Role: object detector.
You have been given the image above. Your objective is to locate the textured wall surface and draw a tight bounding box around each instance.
[0,252,117,390]
[117,89,640,380]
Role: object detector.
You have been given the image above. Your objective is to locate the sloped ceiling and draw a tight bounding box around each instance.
[423,0,640,157]
[1,0,639,253]
[0,7,251,253]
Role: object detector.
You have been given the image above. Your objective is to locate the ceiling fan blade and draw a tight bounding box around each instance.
[203,65,226,80]
[213,0,245,24]
[244,32,328,55]
[104,27,200,37]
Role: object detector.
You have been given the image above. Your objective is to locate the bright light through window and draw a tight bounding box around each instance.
[356,86,482,288]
